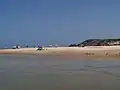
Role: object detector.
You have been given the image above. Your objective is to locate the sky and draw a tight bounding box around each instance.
[0,0,120,47]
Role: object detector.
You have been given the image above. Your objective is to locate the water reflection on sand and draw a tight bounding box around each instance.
[0,55,120,90]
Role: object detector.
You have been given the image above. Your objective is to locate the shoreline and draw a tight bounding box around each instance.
[0,47,120,59]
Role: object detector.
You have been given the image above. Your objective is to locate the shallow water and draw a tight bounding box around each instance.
[0,55,120,90]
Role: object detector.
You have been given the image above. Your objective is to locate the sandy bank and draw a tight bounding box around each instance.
[0,47,120,59]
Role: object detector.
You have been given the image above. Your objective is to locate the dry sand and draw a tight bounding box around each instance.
[0,46,120,59]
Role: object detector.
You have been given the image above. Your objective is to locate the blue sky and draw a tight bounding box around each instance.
[0,0,120,46]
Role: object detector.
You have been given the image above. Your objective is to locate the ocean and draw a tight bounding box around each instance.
[0,55,120,90]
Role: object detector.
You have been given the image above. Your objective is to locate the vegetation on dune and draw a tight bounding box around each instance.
[69,39,120,47]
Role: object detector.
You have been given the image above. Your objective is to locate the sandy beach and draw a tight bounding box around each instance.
[1,46,120,58]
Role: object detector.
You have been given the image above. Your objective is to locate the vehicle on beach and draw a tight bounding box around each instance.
[55,44,58,47]
[48,44,53,47]
[12,45,20,49]
[48,44,59,47]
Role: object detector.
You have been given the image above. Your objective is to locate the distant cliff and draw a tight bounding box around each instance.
[69,39,120,47]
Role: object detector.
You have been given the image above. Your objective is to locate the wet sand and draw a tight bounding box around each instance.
[0,55,120,90]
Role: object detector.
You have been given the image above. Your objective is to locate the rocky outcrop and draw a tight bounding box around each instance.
[68,39,120,47]
[68,44,78,47]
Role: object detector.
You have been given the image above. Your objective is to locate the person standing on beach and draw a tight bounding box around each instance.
[38,44,41,48]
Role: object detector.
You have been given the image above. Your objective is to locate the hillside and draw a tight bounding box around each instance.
[69,39,120,47]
